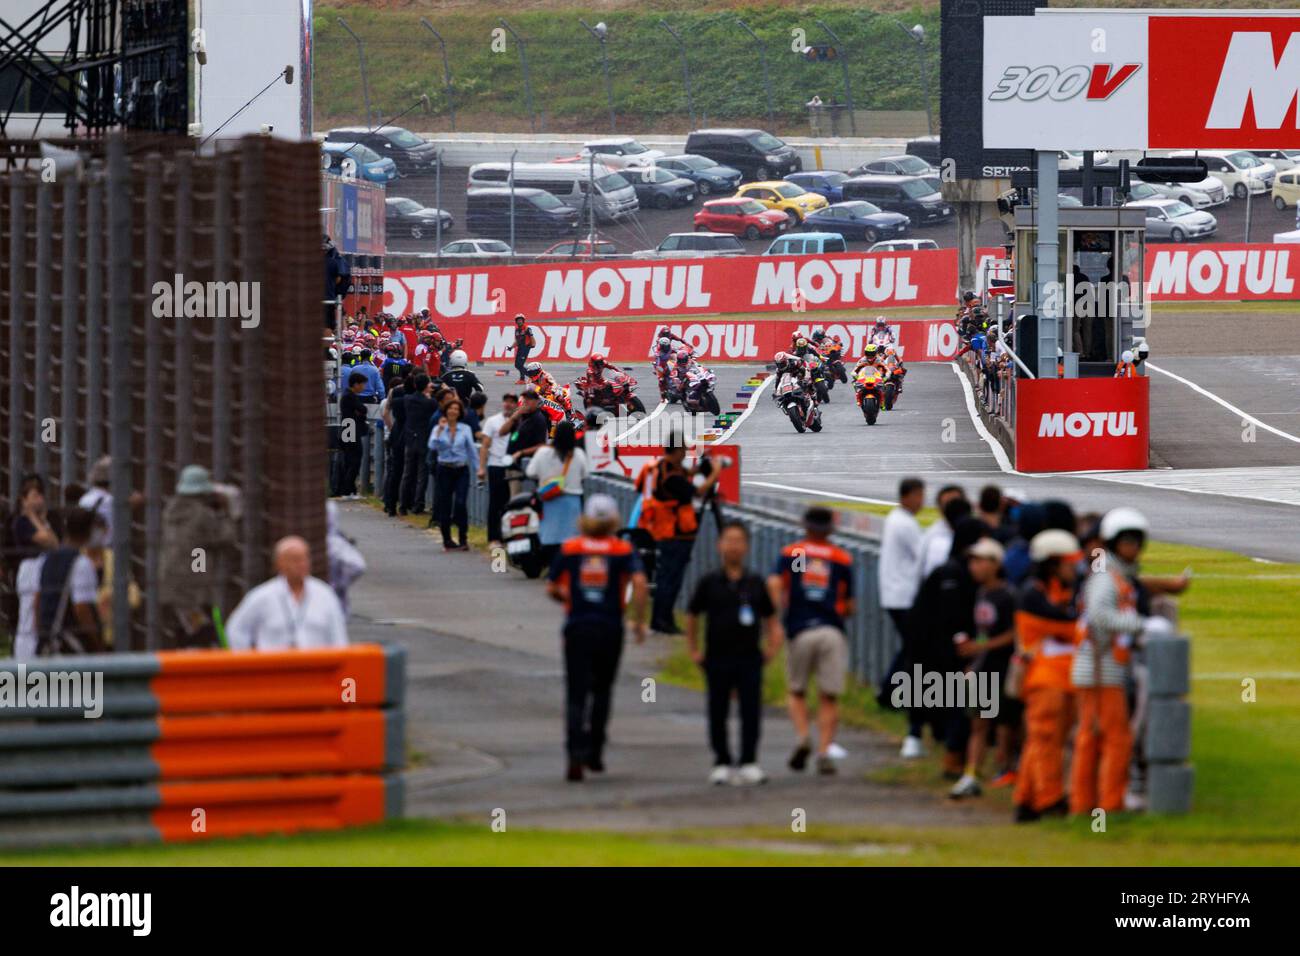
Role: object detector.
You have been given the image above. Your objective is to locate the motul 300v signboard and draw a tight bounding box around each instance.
[984,12,1300,149]
[1015,377,1150,473]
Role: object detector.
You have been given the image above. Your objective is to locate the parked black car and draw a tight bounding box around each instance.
[385,197,453,240]
[325,126,438,176]
[465,187,580,239]
[905,135,942,168]
[841,174,953,225]
[684,128,802,182]
[629,167,696,209]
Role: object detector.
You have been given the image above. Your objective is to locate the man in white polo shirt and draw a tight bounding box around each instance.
[226,536,347,650]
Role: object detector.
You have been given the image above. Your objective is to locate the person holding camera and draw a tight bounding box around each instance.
[634,435,726,635]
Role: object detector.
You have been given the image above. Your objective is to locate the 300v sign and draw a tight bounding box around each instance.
[987,64,1141,103]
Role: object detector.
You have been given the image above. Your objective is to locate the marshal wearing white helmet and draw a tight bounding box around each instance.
[439,348,484,403]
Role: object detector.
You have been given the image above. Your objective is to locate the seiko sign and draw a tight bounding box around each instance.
[984,12,1300,150]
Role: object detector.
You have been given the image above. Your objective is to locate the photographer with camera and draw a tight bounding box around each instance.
[633,433,726,635]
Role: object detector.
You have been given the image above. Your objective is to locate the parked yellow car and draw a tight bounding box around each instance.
[733,180,828,224]
[1272,169,1300,211]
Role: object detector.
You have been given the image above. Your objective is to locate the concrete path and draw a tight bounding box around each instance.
[338,501,998,832]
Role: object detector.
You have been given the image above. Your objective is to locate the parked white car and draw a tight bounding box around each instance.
[1058,150,1111,170]
[868,238,940,252]
[1251,149,1300,172]
[632,232,745,259]
[1124,199,1217,242]
[1170,150,1275,199]
[1143,175,1228,209]
[578,137,664,170]
[438,238,515,258]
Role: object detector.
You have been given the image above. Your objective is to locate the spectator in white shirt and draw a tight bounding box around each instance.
[479,393,517,546]
[919,485,969,579]
[879,477,929,758]
[226,536,347,651]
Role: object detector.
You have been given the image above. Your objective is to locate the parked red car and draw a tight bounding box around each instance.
[692,198,789,240]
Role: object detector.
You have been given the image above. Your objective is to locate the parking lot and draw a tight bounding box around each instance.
[382,165,1298,259]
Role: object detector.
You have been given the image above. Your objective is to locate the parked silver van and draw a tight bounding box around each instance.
[466,162,639,222]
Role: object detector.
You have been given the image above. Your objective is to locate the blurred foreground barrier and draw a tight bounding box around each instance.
[0,645,406,849]
[1145,634,1193,814]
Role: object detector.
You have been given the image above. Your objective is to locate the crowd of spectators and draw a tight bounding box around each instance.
[878,476,1188,820]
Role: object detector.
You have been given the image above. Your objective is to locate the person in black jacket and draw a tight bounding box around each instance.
[382,374,411,517]
[440,349,484,404]
[400,374,437,515]
[335,373,369,499]
[908,513,991,779]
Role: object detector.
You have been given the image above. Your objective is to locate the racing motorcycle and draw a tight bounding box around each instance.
[572,369,647,418]
[854,366,886,425]
[667,365,721,416]
[806,357,831,404]
[881,364,906,411]
[775,376,822,434]
[821,346,848,391]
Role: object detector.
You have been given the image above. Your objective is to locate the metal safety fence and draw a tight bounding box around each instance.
[1,135,327,651]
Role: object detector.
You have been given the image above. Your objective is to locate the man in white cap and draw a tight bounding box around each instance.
[545,494,647,782]
[226,536,347,650]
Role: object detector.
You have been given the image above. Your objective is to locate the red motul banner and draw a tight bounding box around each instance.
[975,244,1299,303]
[383,249,957,320]
[1015,376,1150,473]
[1144,244,1298,300]
[427,318,963,364]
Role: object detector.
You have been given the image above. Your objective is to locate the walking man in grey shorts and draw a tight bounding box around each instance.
[767,506,856,775]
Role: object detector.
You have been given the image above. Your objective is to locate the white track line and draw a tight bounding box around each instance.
[1147,362,1300,445]
[612,400,668,444]
[744,480,896,507]
[712,370,775,444]
[951,362,1015,473]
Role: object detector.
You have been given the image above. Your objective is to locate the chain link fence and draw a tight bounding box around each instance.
[1,135,326,651]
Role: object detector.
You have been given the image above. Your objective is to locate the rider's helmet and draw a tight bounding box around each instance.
[864,343,880,359]
[874,315,889,328]
[810,329,827,344]
[588,353,607,372]
[657,336,673,352]
[524,361,544,381]
[675,348,692,367]
[449,349,468,370]
[793,336,809,356]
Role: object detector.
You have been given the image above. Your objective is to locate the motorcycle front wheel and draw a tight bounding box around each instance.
[863,397,879,425]
[786,404,806,433]
[628,395,647,415]
[704,390,720,416]
[809,413,823,433]
[815,381,830,404]
[883,382,896,411]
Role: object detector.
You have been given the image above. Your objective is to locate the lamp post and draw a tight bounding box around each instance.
[419,19,456,131]
[896,21,932,135]
[658,20,695,130]
[815,20,855,136]
[735,18,774,129]
[336,17,372,128]
[498,19,537,133]
[580,19,615,133]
